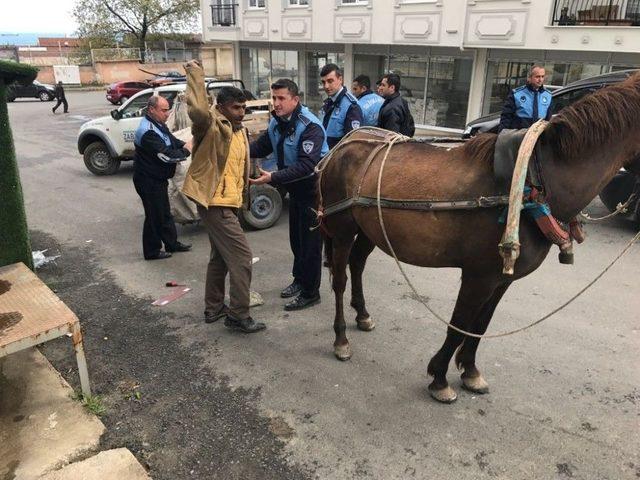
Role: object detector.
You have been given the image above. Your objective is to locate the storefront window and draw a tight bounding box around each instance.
[424,57,472,129]
[304,51,345,114]
[388,54,427,125]
[240,47,271,99]
[241,48,299,100]
[354,54,387,89]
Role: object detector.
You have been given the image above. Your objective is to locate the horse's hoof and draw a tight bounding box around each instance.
[461,374,489,394]
[334,343,352,361]
[428,385,458,403]
[357,317,375,331]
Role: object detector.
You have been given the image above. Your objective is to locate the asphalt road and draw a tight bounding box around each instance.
[8,91,640,479]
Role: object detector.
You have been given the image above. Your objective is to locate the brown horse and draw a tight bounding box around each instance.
[319,72,640,403]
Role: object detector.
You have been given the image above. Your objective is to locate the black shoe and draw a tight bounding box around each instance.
[204,305,229,324]
[167,242,191,253]
[280,281,302,298]
[224,315,266,333]
[145,251,172,260]
[284,293,321,311]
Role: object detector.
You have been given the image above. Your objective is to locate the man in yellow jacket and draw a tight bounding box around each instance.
[182,60,265,333]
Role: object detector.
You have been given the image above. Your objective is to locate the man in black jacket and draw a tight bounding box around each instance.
[52,81,68,114]
[133,95,193,260]
[377,73,415,137]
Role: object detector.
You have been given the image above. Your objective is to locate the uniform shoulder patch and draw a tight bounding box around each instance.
[302,140,315,154]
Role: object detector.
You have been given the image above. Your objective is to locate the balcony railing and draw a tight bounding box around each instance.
[551,0,640,25]
[211,3,238,27]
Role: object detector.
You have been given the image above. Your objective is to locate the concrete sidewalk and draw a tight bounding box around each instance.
[0,348,150,480]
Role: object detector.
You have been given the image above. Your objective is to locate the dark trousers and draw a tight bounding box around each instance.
[133,175,178,258]
[198,206,252,320]
[289,194,322,298]
[52,97,68,113]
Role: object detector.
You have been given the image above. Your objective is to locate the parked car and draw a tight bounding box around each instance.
[7,80,56,102]
[78,79,278,229]
[463,69,640,227]
[106,81,151,105]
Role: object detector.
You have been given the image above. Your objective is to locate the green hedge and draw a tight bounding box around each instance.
[0,75,33,269]
[0,59,38,86]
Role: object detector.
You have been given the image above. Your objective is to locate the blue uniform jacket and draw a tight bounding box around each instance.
[250,104,329,193]
[498,84,553,132]
[321,86,363,148]
[357,90,384,127]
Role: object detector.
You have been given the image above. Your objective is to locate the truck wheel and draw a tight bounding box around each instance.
[239,184,283,230]
[83,141,120,175]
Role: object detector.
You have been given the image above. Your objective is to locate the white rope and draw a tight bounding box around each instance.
[371,132,640,339]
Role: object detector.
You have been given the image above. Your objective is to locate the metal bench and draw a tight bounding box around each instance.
[0,262,91,396]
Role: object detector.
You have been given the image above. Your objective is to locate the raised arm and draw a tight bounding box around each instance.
[184,60,212,137]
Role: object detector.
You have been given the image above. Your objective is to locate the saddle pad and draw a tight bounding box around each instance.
[493,129,527,195]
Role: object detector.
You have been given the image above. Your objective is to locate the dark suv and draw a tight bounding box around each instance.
[463,69,640,227]
[7,80,56,102]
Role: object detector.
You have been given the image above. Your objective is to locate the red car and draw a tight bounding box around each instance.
[106,81,151,105]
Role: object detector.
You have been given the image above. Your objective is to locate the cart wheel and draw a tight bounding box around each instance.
[239,184,283,230]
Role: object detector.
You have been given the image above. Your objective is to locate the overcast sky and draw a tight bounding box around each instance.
[1,0,78,35]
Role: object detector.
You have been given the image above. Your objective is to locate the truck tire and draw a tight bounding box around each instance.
[239,184,283,230]
[83,141,121,175]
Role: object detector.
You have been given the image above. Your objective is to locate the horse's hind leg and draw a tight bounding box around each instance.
[349,232,376,331]
[455,282,511,394]
[427,274,499,403]
[331,234,355,361]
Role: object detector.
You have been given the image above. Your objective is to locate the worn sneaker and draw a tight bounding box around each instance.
[284,293,321,311]
[224,315,266,333]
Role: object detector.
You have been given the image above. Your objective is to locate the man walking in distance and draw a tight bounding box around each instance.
[133,95,192,260]
[498,65,552,132]
[250,79,328,311]
[351,74,384,127]
[52,81,68,113]
[377,73,415,137]
[182,60,265,333]
[320,63,363,149]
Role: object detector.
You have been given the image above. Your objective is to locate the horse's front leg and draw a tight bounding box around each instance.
[427,274,498,403]
[331,236,355,361]
[455,282,511,394]
[349,232,376,331]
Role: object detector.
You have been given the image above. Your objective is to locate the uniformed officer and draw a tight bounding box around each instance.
[351,74,384,127]
[250,79,329,311]
[132,95,192,260]
[320,64,363,149]
[498,65,553,132]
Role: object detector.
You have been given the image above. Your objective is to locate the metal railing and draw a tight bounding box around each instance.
[551,0,640,25]
[211,3,239,27]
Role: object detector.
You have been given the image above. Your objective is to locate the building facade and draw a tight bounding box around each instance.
[202,0,640,131]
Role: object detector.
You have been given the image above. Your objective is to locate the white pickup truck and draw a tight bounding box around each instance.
[77,80,256,175]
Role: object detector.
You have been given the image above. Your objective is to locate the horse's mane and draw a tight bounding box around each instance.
[462,133,497,164]
[545,72,640,160]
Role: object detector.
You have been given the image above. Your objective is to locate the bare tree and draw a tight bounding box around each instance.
[73,0,200,62]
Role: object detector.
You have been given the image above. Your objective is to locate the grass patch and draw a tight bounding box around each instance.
[72,391,107,416]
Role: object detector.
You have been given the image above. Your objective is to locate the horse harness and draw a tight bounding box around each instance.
[316,128,511,220]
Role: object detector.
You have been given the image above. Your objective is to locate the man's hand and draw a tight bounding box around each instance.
[184,60,201,70]
[249,168,272,185]
[184,138,193,153]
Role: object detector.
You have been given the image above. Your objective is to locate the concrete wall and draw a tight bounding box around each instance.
[202,0,640,55]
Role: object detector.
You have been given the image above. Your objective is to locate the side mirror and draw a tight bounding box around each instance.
[110,109,122,120]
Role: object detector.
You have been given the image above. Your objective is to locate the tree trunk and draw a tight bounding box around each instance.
[0,80,34,269]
